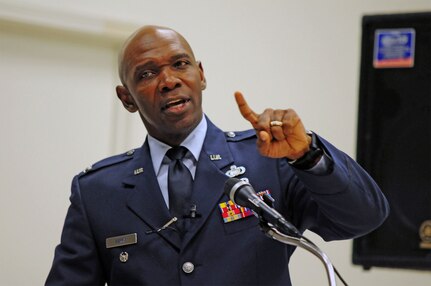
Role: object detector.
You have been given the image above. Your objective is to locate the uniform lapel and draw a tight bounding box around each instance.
[123,142,182,250]
[183,120,234,247]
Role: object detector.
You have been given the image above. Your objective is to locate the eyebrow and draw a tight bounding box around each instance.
[170,53,192,62]
[132,53,192,80]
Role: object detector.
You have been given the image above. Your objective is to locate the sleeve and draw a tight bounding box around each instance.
[284,135,390,241]
[45,175,105,286]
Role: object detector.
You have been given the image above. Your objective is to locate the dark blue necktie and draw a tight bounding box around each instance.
[166,146,193,230]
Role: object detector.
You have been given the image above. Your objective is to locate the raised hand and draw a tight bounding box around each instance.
[234,91,311,159]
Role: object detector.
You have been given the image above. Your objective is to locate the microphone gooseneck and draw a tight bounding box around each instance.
[224,177,348,286]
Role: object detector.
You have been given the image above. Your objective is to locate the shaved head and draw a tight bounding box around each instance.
[118,25,195,85]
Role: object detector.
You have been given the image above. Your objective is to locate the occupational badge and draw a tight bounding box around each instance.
[225,165,246,178]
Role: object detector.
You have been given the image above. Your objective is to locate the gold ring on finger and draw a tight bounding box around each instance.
[270,120,283,127]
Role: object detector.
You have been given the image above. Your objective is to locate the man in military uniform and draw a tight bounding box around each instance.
[46,25,389,285]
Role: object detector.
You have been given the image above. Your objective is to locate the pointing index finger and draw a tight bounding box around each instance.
[234,91,259,127]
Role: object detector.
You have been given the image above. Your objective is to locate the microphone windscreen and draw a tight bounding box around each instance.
[224,177,241,200]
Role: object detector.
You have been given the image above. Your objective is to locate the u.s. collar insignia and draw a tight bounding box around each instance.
[209,154,222,161]
[225,165,246,178]
[134,168,143,175]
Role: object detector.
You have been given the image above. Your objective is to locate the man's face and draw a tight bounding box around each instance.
[117,27,206,145]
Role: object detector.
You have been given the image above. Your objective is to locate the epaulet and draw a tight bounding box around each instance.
[224,129,256,142]
[79,149,136,176]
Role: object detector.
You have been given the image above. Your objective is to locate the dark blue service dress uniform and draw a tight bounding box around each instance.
[46,118,389,285]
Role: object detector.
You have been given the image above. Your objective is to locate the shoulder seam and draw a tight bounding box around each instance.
[80,149,136,176]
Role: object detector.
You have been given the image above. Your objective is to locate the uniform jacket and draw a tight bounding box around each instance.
[46,118,389,286]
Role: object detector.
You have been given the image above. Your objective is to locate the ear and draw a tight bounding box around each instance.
[116,85,138,113]
[197,61,207,90]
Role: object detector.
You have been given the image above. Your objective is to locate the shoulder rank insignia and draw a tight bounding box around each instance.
[83,166,92,173]
[126,149,135,156]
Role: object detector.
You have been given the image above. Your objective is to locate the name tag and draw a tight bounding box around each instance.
[106,233,137,249]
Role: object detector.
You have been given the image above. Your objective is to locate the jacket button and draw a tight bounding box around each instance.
[226,131,236,138]
[182,262,195,274]
[119,252,128,263]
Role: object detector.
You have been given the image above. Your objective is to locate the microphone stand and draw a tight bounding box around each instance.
[259,221,338,286]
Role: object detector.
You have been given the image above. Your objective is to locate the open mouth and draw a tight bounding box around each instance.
[162,98,191,111]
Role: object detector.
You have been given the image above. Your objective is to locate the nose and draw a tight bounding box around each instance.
[158,69,181,93]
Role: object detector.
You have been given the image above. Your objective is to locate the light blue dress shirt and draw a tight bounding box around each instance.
[147,116,207,207]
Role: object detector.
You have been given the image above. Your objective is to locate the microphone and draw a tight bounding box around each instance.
[224,178,301,237]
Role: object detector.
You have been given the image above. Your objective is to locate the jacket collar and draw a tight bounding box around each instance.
[181,117,235,248]
[123,117,234,250]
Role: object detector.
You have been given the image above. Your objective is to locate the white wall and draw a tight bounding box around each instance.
[1,0,430,285]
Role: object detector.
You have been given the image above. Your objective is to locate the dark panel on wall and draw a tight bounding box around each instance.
[353,12,431,270]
